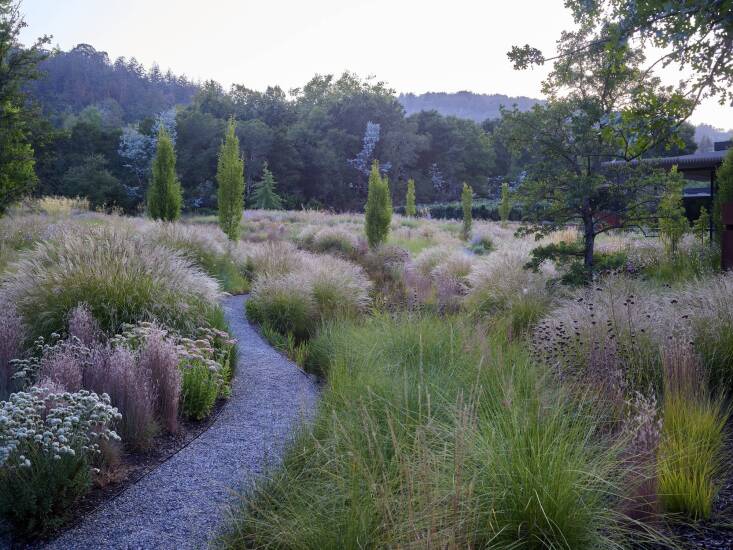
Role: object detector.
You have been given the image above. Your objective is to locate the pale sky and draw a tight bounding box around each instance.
[19,0,733,128]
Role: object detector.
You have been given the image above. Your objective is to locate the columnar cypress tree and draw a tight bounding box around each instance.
[461,182,473,240]
[405,178,416,217]
[252,163,282,210]
[148,126,182,221]
[217,119,244,240]
[365,161,392,248]
[499,181,511,225]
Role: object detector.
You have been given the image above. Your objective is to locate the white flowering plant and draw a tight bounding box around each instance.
[0,387,121,535]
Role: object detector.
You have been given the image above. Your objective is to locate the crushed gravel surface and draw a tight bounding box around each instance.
[42,295,319,550]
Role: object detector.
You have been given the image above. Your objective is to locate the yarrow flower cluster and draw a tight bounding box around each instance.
[0,387,121,470]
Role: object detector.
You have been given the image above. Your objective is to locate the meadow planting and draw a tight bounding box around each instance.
[216,206,733,548]
[2,199,732,547]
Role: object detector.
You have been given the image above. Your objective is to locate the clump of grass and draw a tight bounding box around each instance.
[468,232,493,255]
[533,278,676,397]
[657,344,728,521]
[143,221,250,294]
[296,226,359,257]
[0,224,221,341]
[464,244,555,331]
[658,394,727,520]
[247,253,371,340]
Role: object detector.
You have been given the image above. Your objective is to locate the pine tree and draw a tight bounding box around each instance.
[148,126,182,221]
[252,163,282,210]
[461,182,473,240]
[365,161,392,248]
[405,178,416,217]
[693,206,710,247]
[658,167,688,257]
[499,182,511,225]
[217,119,244,240]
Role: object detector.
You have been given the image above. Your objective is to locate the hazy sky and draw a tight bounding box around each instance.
[19,0,732,128]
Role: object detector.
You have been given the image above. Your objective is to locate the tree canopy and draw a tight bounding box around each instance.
[0,0,49,213]
[505,14,693,273]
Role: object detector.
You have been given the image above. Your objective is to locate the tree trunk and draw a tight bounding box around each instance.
[583,216,595,275]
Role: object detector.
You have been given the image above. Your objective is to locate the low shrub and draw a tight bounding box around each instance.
[180,362,219,421]
[469,232,493,255]
[0,388,120,536]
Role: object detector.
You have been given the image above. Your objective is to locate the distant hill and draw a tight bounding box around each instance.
[694,123,733,147]
[398,91,541,122]
[28,43,198,125]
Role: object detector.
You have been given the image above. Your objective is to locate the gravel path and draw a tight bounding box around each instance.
[43,295,319,550]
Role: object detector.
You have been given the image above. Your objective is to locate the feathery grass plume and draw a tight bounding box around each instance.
[461,182,472,240]
[464,242,554,327]
[0,306,25,401]
[296,226,358,257]
[147,126,182,221]
[37,339,86,392]
[143,221,249,293]
[300,254,372,321]
[84,346,157,452]
[364,161,392,248]
[217,118,245,240]
[678,273,733,391]
[240,240,305,279]
[405,178,416,217]
[137,326,181,433]
[247,274,316,340]
[0,224,220,341]
[67,303,101,346]
[247,252,371,339]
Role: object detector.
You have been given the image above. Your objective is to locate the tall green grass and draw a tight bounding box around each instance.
[220,315,642,548]
[658,393,728,520]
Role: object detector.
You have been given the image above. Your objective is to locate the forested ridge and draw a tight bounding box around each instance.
[23,43,704,212]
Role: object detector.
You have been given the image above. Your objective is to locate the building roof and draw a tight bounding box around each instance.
[606,149,727,170]
[605,149,728,182]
